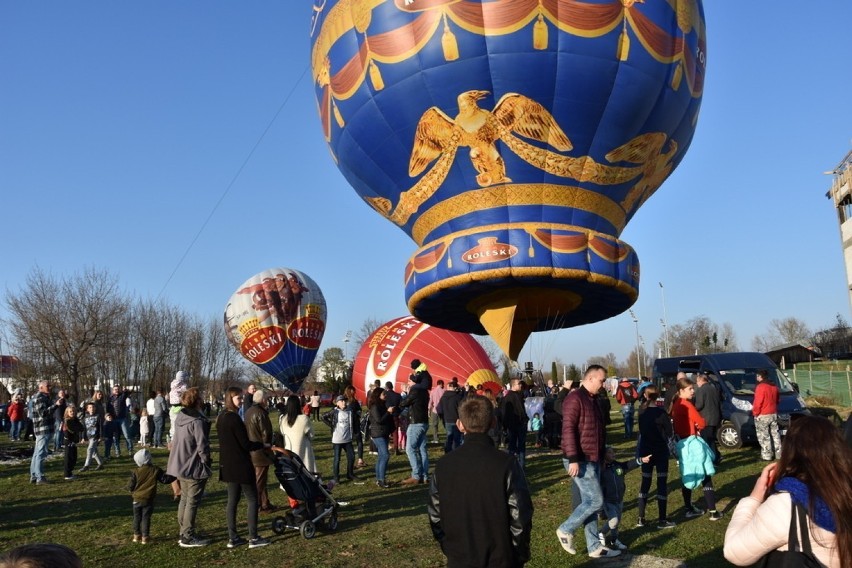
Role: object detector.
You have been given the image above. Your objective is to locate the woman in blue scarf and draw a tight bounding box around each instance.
[723,414,852,567]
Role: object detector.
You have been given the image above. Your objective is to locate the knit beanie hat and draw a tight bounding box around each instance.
[134,448,151,467]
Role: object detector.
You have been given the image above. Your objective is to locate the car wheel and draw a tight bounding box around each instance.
[718,423,742,449]
[300,520,316,539]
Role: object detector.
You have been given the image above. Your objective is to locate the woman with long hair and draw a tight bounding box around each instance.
[635,386,676,528]
[216,386,272,549]
[279,395,316,473]
[724,414,852,567]
[368,387,394,488]
[670,376,722,521]
[344,385,366,469]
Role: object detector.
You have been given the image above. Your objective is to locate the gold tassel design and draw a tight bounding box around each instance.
[617,28,630,61]
[533,13,548,50]
[671,60,683,90]
[442,15,459,61]
[447,254,452,268]
[528,233,535,258]
[333,101,345,128]
[368,59,384,91]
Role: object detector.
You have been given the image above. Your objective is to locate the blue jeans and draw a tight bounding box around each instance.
[373,436,390,482]
[558,461,603,554]
[53,427,64,451]
[153,415,165,447]
[30,433,50,481]
[406,423,429,480]
[10,420,23,440]
[444,422,463,453]
[621,404,635,437]
[117,417,133,453]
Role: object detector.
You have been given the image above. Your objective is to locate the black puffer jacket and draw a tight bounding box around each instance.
[399,387,428,424]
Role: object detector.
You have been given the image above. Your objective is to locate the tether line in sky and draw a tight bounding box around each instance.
[156,64,311,302]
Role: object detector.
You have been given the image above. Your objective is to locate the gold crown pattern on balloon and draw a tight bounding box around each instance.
[239,317,260,337]
[305,303,323,319]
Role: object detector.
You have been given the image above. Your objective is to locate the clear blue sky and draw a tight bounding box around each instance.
[1,2,850,371]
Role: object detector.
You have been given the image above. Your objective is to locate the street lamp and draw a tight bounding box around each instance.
[628,309,641,378]
[659,281,670,357]
[343,330,352,360]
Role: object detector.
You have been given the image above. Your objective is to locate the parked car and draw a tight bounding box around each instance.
[652,352,808,449]
[319,393,334,407]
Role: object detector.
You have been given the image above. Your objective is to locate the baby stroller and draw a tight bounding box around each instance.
[271,450,339,539]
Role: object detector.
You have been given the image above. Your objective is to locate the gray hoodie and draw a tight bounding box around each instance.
[166,408,211,480]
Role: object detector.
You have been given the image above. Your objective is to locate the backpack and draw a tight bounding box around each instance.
[618,384,637,404]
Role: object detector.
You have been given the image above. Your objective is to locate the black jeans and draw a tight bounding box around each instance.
[226,482,258,540]
[133,502,154,537]
[332,442,355,480]
[63,444,78,478]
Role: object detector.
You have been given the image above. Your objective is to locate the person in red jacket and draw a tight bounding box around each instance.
[670,377,722,521]
[614,378,639,439]
[8,391,27,442]
[752,369,781,461]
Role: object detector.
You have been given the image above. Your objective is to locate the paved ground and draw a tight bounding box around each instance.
[605,554,686,567]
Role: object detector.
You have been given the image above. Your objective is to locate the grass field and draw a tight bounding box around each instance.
[0,410,820,568]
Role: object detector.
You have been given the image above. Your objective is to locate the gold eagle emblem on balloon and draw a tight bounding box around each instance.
[367,90,677,226]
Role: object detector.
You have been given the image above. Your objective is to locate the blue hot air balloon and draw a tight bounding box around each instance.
[224,268,326,392]
[311,0,706,359]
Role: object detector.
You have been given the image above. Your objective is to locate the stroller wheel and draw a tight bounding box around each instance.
[271,516,287,535]
[300,520,317,539]
[325,511,339,531]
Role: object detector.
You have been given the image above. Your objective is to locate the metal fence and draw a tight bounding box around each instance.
[786,369,852,407]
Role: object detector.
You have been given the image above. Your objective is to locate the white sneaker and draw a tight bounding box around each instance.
[555,528,576,554]
[588,546,621,558]
[612,539,628,550]
[597,531,606,546]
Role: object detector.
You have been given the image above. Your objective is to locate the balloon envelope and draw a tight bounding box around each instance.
[224,268,326,392]
[311,0,706,359]
[352,316,498,402]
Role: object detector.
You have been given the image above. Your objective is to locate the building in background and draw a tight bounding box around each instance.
[827,149,852,313]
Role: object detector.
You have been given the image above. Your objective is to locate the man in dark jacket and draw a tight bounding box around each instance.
[440,378,464,453]
[500,378,528,467]
[384,381,403,454]
[399,377,429,484]
[556,365,620,559]
[694,372,722,464]
[428,395,533,567]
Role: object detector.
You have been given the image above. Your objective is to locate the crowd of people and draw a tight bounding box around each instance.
[3,361,852,567]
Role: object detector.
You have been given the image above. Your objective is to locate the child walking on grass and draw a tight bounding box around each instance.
[598,446,651,551]
[127,448,175,544]
[79,402,103,472]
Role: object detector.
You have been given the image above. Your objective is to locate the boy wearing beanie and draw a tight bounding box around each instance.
[128,448,175,543]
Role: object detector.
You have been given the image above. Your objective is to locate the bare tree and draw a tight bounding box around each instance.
[353,317,383,352]
[4,267,129,405]
[752,317,811,352]
[585,353,619,377]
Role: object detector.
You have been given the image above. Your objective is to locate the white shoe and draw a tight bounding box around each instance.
[588,546,621,558]
[612,539,628,550]
[598,532,606,547]
[556,528,576,554]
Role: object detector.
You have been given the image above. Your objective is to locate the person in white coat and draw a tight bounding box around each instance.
[279,395,316,474]
[723,414,852,568]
